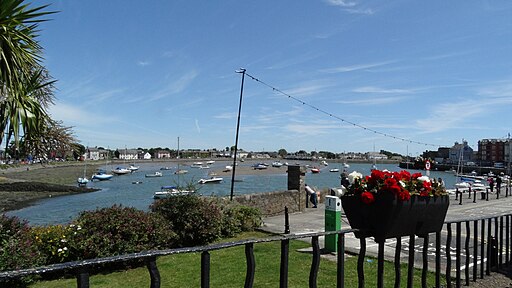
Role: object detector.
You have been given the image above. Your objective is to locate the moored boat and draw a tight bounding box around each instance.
[91,172,113,181]
[311,167,320,173]
[112,167,131,175]
[153,186,195,199]
[145,171,163,178]
[198,177,223,184]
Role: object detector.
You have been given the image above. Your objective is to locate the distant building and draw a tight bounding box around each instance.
[478,139,506,166]
[142,152,152,160]
[448,140,473,164]
[119,149,139,160]
[156,150,171,159]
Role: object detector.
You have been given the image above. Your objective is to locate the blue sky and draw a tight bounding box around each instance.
[34,0,512,156]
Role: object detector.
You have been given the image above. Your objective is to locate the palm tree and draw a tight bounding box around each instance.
[0,0,56,157]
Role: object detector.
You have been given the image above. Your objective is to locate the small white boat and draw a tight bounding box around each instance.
[272,162,283,167]
[191,162,204,168]
[198,177,223,184]
[91,172,113,181]
[132,181,143,184]
[321,160,328,166]
[329,168,339,173]
[206,160,215,165]
[311,167,320,173]
[77,177,89,186]
[199,165,210,169]
[112,167,131,175]
[174,169,188,174]
[223,165,233,172]
[253,164,268,170]
[343,163,350,168]
[128,165,139,172]
[145,171,163,178]
[153,186,194,199]
[160,167,172,170]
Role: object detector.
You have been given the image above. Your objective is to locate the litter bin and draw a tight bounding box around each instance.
[325,195,341,253]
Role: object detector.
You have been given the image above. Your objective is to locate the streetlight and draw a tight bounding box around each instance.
[230,68,246,201]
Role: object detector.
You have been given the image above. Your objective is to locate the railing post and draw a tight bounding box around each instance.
[284,206,290,234]
[468,186,472,199]
[201,251,210,288]
[146,256,161,288]
[459,191,463,205]
[76,269,89,288]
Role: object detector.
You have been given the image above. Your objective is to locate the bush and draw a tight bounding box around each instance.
[31,224,81,264]
[0,214,44,286]
[221,205,262,237]
[151,195,223,247]
[71,205,176,259]
[0,214,44,271]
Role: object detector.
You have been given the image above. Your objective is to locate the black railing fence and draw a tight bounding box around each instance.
[1,213,512,288]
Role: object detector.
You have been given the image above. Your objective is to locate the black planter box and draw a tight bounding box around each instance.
[341,194,449,242]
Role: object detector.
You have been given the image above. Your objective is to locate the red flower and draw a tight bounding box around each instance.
[361,191,375,204]
[412,173,422,179]
[398,190,411,201]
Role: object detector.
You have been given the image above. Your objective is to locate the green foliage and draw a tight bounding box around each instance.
[0,214,44,271]
[0,214,44,286]
[221,204,262,237]
[151,195,223,247]
[31,224,81,264]
[71,205,176,259]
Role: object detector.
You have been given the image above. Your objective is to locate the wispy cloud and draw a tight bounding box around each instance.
[148,70,198,101]
[195,119,201,133]
[284,123,340,136]
[321,61,395,73]
[352,86,415,94]
[49,102,117,127]
[324,0,375,15]
[282,80,335,97]
[336,96,405,105]
[415,100,486,133]
[137,61,150,66]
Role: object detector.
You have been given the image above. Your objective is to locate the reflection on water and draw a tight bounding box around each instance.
[6,162,457,226]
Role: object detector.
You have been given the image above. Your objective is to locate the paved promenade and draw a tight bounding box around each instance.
[260,191,512,286]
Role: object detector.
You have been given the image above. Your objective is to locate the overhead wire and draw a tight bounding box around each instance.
[244,71,443,148]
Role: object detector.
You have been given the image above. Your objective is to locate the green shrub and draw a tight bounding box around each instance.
[221,205,262,237]
[0,214,44,271]
[31,224,81,264]
[0,214,44,286]
[151,195,223,247]
[71,205,176,259]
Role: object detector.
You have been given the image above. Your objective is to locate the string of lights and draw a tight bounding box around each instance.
[244,71,443,148]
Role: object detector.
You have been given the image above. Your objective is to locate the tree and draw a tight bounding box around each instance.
[0,0,57,157]
[278,148,287,158]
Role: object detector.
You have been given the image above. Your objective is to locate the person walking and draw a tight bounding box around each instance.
[305,184,318,208]
[496,175,502,194]
[489,177,495,193]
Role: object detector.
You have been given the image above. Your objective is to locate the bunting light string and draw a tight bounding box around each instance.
[244,71,443,148]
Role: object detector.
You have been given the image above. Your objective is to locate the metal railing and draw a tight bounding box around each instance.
[1,213,511,288]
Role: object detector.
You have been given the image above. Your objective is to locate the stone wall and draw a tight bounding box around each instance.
[232,189,305,216]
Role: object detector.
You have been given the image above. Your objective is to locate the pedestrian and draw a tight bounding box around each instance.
[496,175,502,194]
[489,177,495,193]
[305,184,318,208]
[340,170,350,188]
[437,177,445,187]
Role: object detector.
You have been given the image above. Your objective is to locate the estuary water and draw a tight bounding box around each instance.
[6,162,458,226]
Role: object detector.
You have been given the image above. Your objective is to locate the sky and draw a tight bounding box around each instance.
[32,0,512,156]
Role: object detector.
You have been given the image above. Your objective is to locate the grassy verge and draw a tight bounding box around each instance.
[30,232,443,287]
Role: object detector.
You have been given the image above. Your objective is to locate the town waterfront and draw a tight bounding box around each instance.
[6,161,459,226]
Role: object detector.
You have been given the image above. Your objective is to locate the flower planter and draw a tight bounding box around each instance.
[341,194,449,242]
[415,195,450,237]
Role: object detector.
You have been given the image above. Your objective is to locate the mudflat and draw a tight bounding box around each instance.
[0,163,102,213]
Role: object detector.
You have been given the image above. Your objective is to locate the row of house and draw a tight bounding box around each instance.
[424,138,512,167]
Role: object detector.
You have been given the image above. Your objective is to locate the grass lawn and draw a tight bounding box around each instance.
[31,232,443,287]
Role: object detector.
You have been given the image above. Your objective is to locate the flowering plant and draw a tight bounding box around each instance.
[344,169,447,205]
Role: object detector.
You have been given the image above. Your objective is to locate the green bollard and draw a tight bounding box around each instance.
[325,195,341,253]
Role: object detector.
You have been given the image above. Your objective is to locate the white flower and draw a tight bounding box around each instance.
[58,248,63,253]
[417,176,430,183]
[63,247,68,251]
[348,171,363,184]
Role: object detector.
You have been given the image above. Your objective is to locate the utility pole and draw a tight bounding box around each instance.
[230,68,246,201]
